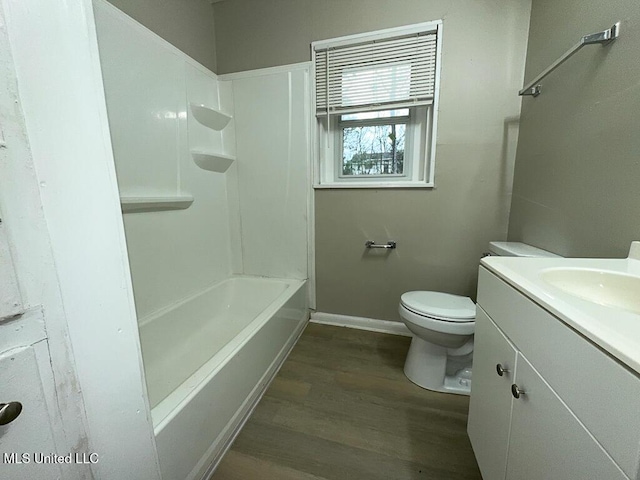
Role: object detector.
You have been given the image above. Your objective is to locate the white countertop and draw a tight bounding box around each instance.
[481,242,640,375]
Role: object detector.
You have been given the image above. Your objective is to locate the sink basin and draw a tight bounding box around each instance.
[541,268,640,315]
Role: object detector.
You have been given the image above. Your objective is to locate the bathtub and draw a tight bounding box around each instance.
[138,276,308,480]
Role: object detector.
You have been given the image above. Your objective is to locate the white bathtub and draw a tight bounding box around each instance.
[138,276,308,480]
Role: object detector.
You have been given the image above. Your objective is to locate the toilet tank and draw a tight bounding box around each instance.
[488,241,560,258]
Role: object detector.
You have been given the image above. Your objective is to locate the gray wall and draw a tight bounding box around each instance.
[508,0,640,257]
[105,0,217,72]
[215,0,532,321]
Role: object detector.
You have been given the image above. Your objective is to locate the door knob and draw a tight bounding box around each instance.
[0,402,23,425]
[496,363,509,376]
[511,384,525,399]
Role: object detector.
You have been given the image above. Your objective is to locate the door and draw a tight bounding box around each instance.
[506,354,627,480]
[0,218,70,478]
[467,307,517,480]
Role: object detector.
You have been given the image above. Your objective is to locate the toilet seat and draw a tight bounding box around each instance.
[399,303,475,335]
[400,291,475,322]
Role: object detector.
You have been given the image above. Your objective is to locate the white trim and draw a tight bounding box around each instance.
[330,105,429,185]
[312,20,441,51]
[311,312,412,337]
[314,182,434,189]
[427,22,444,186]
[309,56,320,309]
[305,67,317,310]
[219,62,312,81]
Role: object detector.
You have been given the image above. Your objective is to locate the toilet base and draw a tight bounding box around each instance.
[403,336,472,396]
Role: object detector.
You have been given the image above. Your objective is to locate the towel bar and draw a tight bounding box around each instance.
[519,22,620,97]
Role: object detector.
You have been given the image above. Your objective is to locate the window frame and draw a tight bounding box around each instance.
[312,20,442,189]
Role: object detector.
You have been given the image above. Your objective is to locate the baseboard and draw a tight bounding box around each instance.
[310,312,412,337]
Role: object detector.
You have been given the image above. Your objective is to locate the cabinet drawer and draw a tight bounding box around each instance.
[478,267,640,479]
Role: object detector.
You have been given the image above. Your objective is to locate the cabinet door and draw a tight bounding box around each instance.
[506,354,627,480]
[468,307,517,480]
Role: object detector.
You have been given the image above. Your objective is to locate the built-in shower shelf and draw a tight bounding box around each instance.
[120,195,194,213]
[191,150,235,173]
[189,103,232,131]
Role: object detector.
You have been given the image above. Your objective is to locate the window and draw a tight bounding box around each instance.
[340,109,407,177]
[313,22,442,188]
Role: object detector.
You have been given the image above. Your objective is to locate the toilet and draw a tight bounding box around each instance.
[399,241,559,395]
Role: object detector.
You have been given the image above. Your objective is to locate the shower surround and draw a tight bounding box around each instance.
[94,1,311,478]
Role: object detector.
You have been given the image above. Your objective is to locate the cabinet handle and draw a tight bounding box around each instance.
[511,384,525,399]
[0,402,23,425]
[496,363,509,376]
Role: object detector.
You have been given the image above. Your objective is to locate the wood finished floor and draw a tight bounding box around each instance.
[212,323,482,480]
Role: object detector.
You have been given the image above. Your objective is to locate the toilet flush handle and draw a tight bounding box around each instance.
[496,363,510,376]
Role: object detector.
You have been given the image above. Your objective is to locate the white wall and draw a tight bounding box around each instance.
[223,64,311,280]
[94,0,239,320]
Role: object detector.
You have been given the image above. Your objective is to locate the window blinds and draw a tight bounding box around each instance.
[314,31,437,116]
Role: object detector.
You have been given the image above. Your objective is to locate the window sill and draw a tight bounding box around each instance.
[313,181,434,189]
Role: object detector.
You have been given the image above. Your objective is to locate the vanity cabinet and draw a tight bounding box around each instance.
[468,267,639,480]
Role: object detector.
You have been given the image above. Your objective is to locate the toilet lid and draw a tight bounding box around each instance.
[400,291,475,322]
